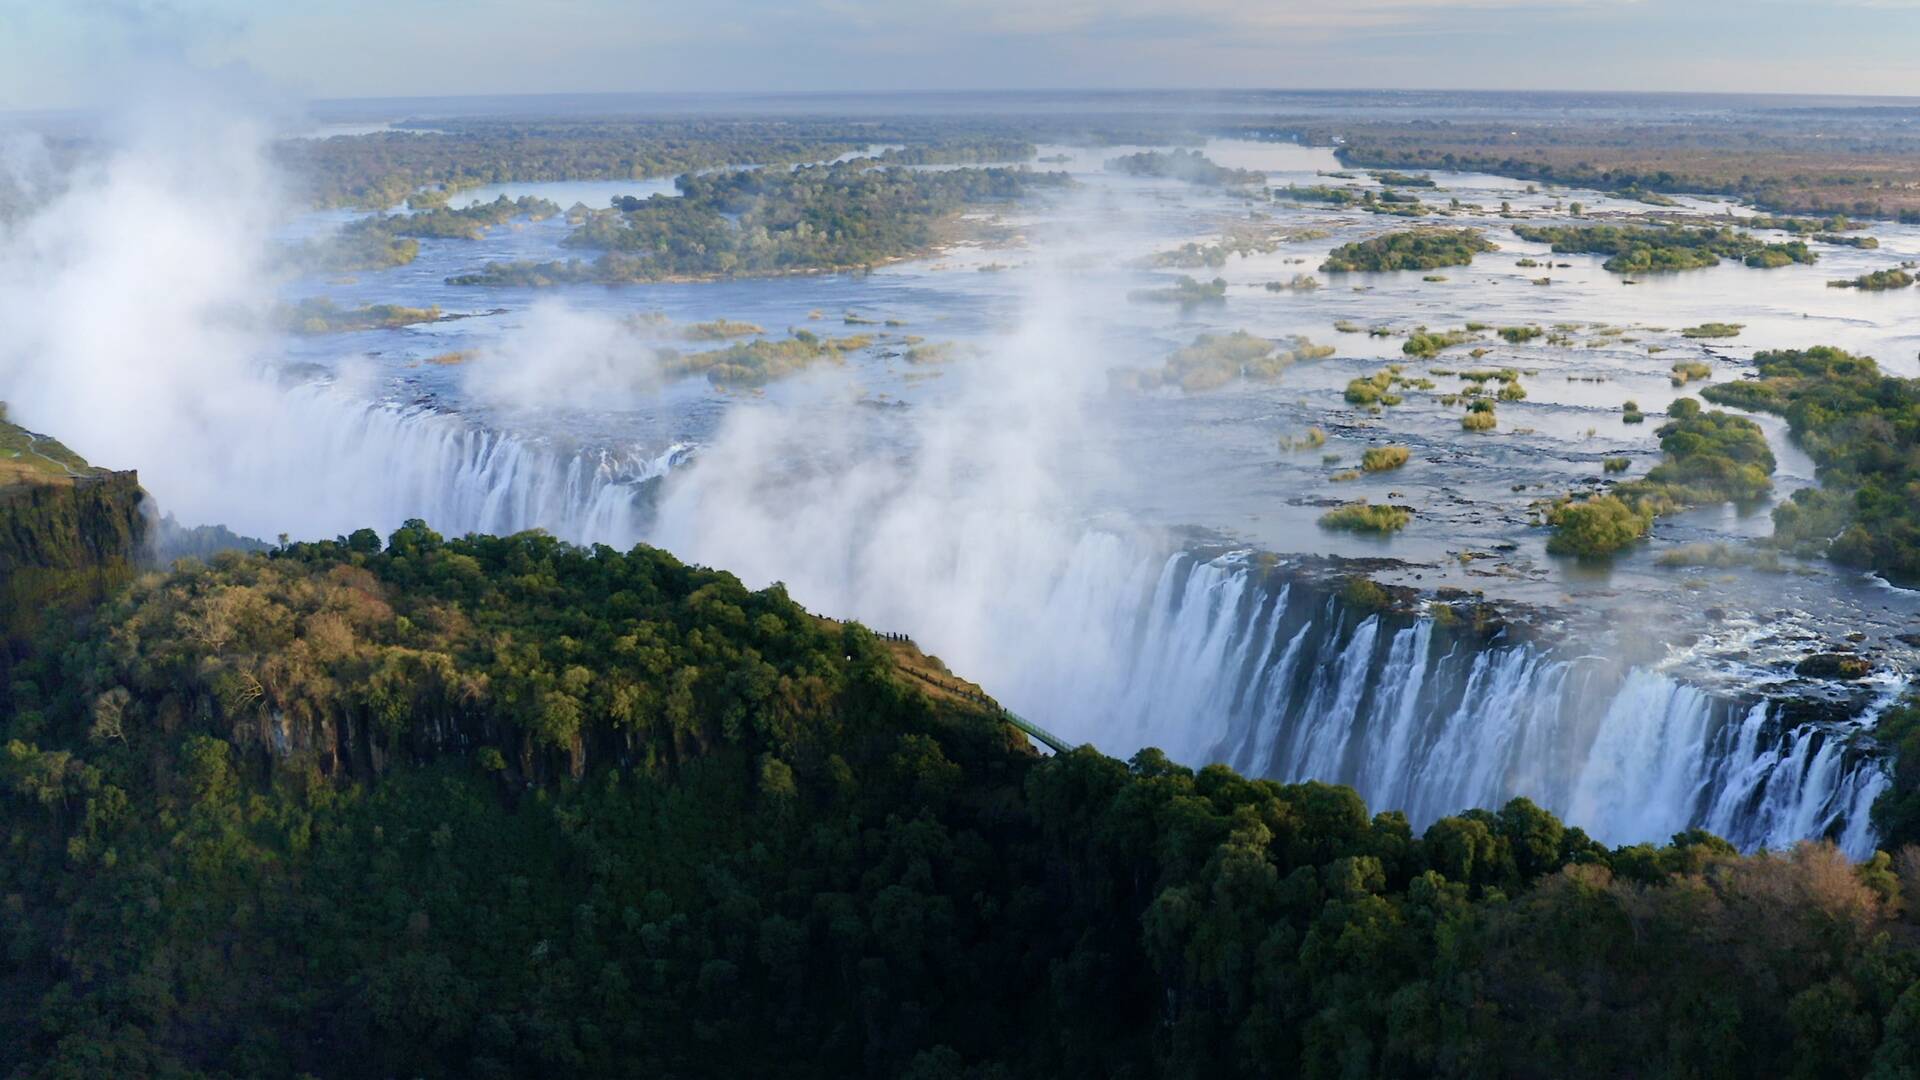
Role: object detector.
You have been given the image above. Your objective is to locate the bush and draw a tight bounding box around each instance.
[1546,495,1654,557]
[1361,446,1411,472]
[1279,426,1327,452]
[1319,501,1413,533]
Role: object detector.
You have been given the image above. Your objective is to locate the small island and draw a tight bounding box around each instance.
[1321,228,1497,273]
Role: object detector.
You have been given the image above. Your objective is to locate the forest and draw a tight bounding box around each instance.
[1103,148,1265,186]
[1320,229,1496,272]
[276,116,1188,209]
[449,162,1068,284]
[1512,224,1816,273]
[2,526,1918,1078]
[1701,346,1920,586]
[1272,111,1920,220]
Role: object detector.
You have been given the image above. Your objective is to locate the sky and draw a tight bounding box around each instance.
[3,0,1920,112]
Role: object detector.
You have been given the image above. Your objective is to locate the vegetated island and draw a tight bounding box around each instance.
[292,195,563,272]
[1829,268,1915,290]
[871,138,1038,165]
[279,299,443,334]
[1103,148,1264,186]
[661,329,873,387]
[1543,398,1774,557]
[1320,228,1496,273]
[446,162,1068,285]
[1701,346,1920,584]
[1114,330,1334,392]
[1126,274,1228,307]
[1146,225,1328,269]
[1511,224,1816,273]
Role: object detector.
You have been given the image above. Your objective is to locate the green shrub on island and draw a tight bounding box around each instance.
[1367,170,1438,188]
[1274,184,1362,207]
[1264,274,1322,292]
[1512,224,1815,274]
[1623,400,1646,424]
[1127,275,1228,307]
[1403,327,1480,358]
[1604,456,1632,474]
[1279,426,1328,451]
[683,318,765,340]
[1345,371,1409,406]
[1361,445,1411,472]
[280,298,441,334]
[1816,233,1880,249]
[1546,494,1654,557]
[1462,401,1498,431]
[1828,268,1914,290]
[1319,500,1413,532]
[1670,360,1713,386]
[1321,228,1496,273]
[1680,324,1742,341]
[1499,326,1543,344]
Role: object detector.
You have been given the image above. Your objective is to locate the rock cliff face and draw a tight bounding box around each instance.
[0,419,147,649]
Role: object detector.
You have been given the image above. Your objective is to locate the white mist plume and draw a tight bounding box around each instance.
[644,241,1163,718]
[460,300,669,415]
[0,95,290,528]
[0,88,654,544]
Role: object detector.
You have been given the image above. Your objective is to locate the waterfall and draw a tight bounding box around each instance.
[209,383,687,545]
[228,389,1895,856]
[997,551,1894,857]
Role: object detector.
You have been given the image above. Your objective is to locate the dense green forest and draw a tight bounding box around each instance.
[1512,224,1816,273]
[874,139,1037,165]
[1320,229,1496,272]
[277,117,1185,209]
[448,162,1067,285]
[1701,346,1920,585]
[3,526,1920,1078]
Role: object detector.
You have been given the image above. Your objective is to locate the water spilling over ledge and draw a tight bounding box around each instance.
[264,388,1901,856]
[1011,550,1895,856]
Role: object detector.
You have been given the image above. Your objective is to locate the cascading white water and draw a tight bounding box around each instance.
[990,551,1893,857]
[224,383,687,545]
[201,387,1895,856]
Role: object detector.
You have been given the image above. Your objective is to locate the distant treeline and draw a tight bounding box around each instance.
[450,162,1069,285]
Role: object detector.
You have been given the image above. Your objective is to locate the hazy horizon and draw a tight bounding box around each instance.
[5,0,1919,113]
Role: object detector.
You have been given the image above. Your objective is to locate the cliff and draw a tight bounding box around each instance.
[0,416,146,649]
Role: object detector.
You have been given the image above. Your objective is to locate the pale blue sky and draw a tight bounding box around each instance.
[4,0,1920,111]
